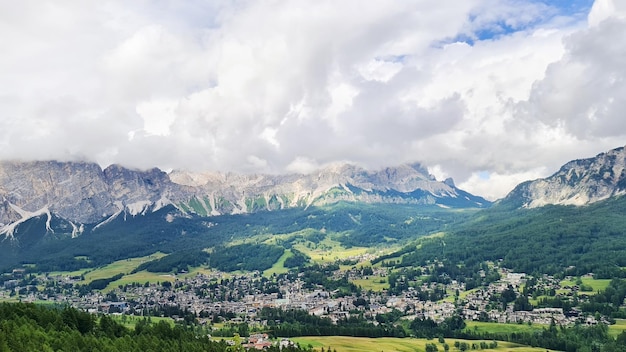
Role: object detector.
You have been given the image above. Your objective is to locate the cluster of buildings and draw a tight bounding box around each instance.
[0,261,609,332]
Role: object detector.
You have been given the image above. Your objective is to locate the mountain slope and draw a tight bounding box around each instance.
[389,145,626,277]
[0,160,489,241]
[396,196,626,277]
[501,146,626,208]
[170,163,489,212]
[0,202,475,271]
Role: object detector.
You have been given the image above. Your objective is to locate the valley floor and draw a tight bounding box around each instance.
[1,251,625,352]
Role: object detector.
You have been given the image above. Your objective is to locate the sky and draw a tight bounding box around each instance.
[1,0,626,200]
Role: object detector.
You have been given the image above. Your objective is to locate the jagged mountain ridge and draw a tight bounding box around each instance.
[0,160,489,239]
[502,145,626,208]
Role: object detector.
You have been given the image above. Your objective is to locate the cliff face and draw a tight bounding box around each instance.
[502,146,626,208]
[169,162,489,214]
[0,160,489,238]
[0,161,112,225]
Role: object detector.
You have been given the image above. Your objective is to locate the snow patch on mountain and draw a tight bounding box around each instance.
[126,200,152,216]
[0,160,490,238]
[0,203,52,239]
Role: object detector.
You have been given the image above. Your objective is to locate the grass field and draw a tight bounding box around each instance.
[292,235,369,263]
[441,287,482,303]
[48,268,91,278]
[558,277,611,295]
[263,249,293,277]
[351,276,389,291]
[41,253,173,291]
[103,260,222,290]
[182,266,219,278]
[609,319,626,337]
[465,321,546,335]
[291,336,554,352]
[82,253,167,283]
[372,256,402,268]
[103,271,176,291]
[110,314,175,330]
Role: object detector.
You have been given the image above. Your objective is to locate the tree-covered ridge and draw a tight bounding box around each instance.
[210,244,285,272]
[132,249,209,273]
[1,202,467,273]
[395,196,626,277]
[258,307,406,338]
[0,302,309,352]
[283,248,310,268]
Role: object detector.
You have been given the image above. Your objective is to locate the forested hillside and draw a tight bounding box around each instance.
[0,302,308,352]
[395,196,626,277]
[0,203,472,273]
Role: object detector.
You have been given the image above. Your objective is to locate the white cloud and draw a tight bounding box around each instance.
[136,99,179,136]
[588,0,626,26]
[520,16,626,139]
[458,168,548,201]
[2,0,625,200]
[286,156,319,174]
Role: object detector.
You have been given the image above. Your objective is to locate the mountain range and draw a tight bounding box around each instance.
[0,160,488,240]
[1,145,626,273]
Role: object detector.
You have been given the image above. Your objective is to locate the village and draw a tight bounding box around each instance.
[0,261,603,337]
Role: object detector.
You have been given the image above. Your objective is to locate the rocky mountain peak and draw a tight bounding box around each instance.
[0,160,491,238]
[502,145,626,208]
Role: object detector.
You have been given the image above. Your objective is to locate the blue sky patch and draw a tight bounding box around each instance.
[439,0,595,46]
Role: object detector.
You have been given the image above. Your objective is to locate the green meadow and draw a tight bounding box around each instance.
[291,336,554,352]
[82,253,167,282]
[110,314,175,330]
[351,276,389,292]
[559,277,611,293]
[263,249,294,277]
[609,319,626,337]
[103,271,176,291]
[464,321,546,335]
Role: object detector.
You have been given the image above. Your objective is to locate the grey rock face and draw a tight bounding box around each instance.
[503,146,626,208]
[0,161,112,224]
[0,160,489,236]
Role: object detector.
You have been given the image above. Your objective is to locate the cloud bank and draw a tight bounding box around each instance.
[1,0,624,200]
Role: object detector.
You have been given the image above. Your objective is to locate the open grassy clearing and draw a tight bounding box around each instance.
[558,278,611,295]
[103,263,223,291]
[372,256,402,268]
[291,336,554,352]
[458,287,480,300]
[609,319,626,337]
[260,229,318,245]
[263,249,293,277]
[41,253,172,291]
[292,235,369,263]
[442,287,481,303]
[0,297,20,303]
[420,231,446,240]
[528,296,546,306]
[110,314,175,330]
[233,228,319,247]
[464,321,546,335]
[351,276,389,292]
[48,268,91,278]
[103,271,175,291]
[81,253,167,283]
[182,266,219,278]
[0,297,60,305]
